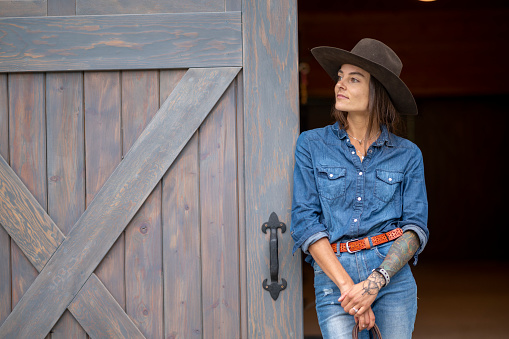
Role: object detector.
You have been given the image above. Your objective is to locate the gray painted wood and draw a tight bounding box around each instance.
[48,0,75,15]
[160,69,204,339]
[76,0,223,15]
[199,81,239,339]
[0,12,242,72]
[68,274,146,339]
[0,0,47,18]
[8,73,46,309]
[84,71,126,310]
[0,153,147,338]
[122,70,163,338]
[46,72,87,338]
[0,73,10,328]
[242,0,302,337]
[0,67,240,339]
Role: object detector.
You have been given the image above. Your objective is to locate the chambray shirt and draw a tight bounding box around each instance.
[291,122,428,264]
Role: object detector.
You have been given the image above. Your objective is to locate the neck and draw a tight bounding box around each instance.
[346,112,377,140]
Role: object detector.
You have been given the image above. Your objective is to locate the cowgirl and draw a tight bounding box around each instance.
[291,38,429,338]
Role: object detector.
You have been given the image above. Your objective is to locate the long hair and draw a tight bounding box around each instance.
[332,75,401,138]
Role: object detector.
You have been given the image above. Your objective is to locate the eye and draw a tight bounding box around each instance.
[351,77,359,83]
[337,75,343,81]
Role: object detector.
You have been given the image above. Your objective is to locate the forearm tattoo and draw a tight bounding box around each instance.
[379,231,420,278]
[362,271,386,295]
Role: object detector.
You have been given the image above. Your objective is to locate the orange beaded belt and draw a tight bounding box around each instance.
[331,228,404,254]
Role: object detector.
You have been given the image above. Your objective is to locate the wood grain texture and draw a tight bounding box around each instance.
[47,0,75,16]
[84,71,126,309]
[0,153,144,338]
[161,66,201,339]
[0,12,242,72]
[0,0,46,18]
[122,70,163,338]
[8,73,46,308]
[199,81,239,339]
[76,0,223,15]
[0,73,10,328]
[242,0,303,337]
[0,67,240,339]
[68,274,146,339]
[46,72,87,339]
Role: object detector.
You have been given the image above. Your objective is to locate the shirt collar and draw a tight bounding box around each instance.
[333,122,393,147]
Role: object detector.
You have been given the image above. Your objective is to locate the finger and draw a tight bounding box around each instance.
[348,306,360,316]
[367,308,376,330]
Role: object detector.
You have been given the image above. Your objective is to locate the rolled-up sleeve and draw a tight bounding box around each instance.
[291,132,329,254]
[399,147,429,264]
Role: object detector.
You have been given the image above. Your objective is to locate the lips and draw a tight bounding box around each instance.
[337,94,348,99]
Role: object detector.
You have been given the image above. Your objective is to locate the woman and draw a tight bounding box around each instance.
[291,38,429,338]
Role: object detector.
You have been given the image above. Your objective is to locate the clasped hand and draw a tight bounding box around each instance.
[338,276,381,330]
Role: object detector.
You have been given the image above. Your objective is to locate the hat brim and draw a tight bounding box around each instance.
[311,46,418,115]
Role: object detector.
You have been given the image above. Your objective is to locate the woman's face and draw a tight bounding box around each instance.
[334,64,370,115]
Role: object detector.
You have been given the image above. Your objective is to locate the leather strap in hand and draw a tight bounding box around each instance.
[352,323,382,339]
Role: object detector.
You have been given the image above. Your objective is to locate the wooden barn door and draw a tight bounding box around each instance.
[0,0,301,338]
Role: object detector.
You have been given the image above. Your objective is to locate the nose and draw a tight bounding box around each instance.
[336,77,346,89]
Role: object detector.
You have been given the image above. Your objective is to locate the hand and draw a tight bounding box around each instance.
[338,271,385,318]
[355,306,375,331]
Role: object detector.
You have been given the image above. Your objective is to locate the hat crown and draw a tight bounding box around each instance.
[351,38,402,76]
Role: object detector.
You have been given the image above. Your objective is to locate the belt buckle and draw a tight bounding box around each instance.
[345,238,360,254]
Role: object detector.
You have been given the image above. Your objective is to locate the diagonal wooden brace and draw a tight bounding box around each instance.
[0,154,146,338]
[0,67,241,339]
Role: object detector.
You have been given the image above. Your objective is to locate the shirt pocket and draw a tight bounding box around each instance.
[316,166,347,200]
[374,169,404,202]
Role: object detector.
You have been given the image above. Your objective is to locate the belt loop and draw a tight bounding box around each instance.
[363,237,371,250]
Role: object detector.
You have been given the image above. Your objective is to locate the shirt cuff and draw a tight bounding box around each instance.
[301,231,329,255]
[401,224,428,265]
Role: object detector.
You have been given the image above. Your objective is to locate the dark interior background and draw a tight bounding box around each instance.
[297,1,509,337]
[298,0,509,262]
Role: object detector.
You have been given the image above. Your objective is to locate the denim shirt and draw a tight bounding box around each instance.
[291,122,428,264]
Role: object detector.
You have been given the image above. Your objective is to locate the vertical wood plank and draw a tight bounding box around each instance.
[84,71,125,308]
[8,73,46,308]
[242,0,302,337]
[0,73,10,327]
[46,72,87,339]
[122,70,163,338]
[199,82,240,339]
[47,0,76,16]
[160,69,203,339]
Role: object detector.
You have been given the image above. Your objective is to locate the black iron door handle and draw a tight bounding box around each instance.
[261,212,287,300]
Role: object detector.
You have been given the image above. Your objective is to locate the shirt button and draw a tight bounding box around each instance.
[389,178,393,182]
[368,150,373,153]
[357,197,362,201]
[359,172,363,176]
[329,174,334,178]
[353,218,358,222]
[351,151,355,155]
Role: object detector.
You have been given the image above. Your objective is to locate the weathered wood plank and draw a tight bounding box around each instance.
[0,153,144,338]
[68,274,146,339]
[0,12,242,72]
[0,73,10,328]
[48,0,75,16]
[84,71,125,309]
[242,0,303,337]
[161,65,201,339]
[8,73,47,308]
[199,82,240,339]
[122,70,163,338]
[46,72,87,339]
[0,0,47,18]
[76,0,223,15]
[0,67,240,339]
[0,155,65,272]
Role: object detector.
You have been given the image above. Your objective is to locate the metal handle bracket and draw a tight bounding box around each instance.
[261,212,287,300]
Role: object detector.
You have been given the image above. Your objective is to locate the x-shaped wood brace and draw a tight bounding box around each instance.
[0,67,240,338]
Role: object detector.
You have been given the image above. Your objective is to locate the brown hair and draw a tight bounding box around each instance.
[332,75,401,138]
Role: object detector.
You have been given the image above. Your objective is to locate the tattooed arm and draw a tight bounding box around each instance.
[338,231,420,320]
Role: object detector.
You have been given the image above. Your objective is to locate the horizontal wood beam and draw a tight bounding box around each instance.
[0,67,241,339]
[0,155,145,338]
[0,12,242,72]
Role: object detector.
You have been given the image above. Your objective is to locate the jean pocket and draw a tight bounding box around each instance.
[316,166,346,200]
[374,169,404,202]
[374,242,393,259]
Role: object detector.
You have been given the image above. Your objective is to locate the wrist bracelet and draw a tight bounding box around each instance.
[372,267,390,286]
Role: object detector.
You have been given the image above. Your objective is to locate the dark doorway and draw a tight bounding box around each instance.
[298,1,509,338]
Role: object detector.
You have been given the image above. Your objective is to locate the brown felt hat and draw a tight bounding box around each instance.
[311,38,418,115]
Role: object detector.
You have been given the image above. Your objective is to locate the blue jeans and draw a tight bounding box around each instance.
[313,241,417,339]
